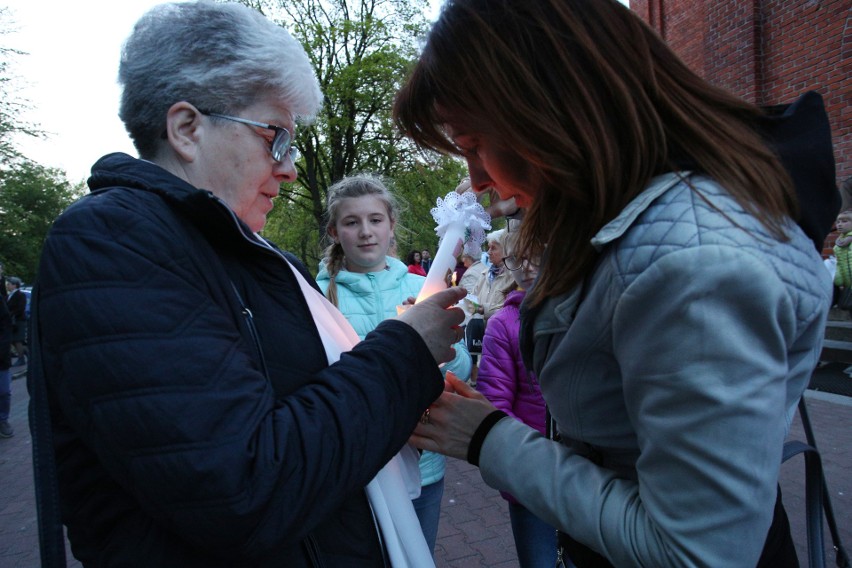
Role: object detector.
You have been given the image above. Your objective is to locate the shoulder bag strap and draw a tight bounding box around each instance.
[782,397,851,568]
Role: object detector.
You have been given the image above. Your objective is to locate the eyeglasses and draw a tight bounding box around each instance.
[200,110,299,163]
[501,255,527,271]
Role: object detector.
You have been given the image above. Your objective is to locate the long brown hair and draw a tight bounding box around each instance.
[393,0,796,307]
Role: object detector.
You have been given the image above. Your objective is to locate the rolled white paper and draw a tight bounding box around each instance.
[416,222,465,303]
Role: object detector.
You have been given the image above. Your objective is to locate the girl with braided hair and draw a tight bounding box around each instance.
[316,174,472,556]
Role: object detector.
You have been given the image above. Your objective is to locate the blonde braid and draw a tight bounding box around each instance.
[322,242,347,307]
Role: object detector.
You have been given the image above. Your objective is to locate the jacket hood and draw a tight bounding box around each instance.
[504,289,526,308]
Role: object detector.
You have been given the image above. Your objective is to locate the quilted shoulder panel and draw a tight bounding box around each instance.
[609,177,829,326]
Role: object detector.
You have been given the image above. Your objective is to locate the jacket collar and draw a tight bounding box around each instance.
[317,257,410,291]
[590,172,688,251]
[87,152,257,243]
[530,172,689,334]
[504,289,526,308]
[88,153,198,200]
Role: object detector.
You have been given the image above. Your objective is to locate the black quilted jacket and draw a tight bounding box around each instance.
[32,153,442,567]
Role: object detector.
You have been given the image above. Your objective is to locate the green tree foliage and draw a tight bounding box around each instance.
[266,155,467,275]
[0,160,85,282]
[392,157,470,258]
[0,8,79,283]
[249,0,470,273]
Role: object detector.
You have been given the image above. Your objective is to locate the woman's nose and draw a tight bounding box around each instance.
[466,159,492,192]
[273,156,298,183]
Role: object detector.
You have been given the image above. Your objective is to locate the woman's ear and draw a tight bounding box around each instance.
[327,225,338,243]
[164,102,204,162]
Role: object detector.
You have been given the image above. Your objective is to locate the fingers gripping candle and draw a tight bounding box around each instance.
[416,191,491,303]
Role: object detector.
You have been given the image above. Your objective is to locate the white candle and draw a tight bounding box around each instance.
[414,190,491,303]
[416,222,465,303]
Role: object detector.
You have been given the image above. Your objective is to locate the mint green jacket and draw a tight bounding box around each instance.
[317,257,423,339]
[317,256,472,485]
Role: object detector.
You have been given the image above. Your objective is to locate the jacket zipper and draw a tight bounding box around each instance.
[219,206,389,566]
[368,273,383,331]
[228,281,270,379]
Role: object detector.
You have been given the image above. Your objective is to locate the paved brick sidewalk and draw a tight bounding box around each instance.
[2,378,849,567]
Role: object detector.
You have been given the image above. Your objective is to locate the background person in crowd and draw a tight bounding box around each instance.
[316,173,472,556]
[475,230,559,568]
[458,252,483,292]
[833,209,852,291]
[421,248,433,273]
[0,298,12,438]
[28,3,464,566]
[458,246,487,385]
[471,229,514,326]
[406,249,427,276]
[0,262,7,302]
[5,277,27,366]
[395,0,830,566]
[451,253,469,286]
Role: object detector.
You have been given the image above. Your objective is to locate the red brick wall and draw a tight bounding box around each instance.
[824,230,839,259]
[630,0,849,184]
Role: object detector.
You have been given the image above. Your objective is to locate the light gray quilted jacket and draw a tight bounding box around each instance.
[479,172,832,567]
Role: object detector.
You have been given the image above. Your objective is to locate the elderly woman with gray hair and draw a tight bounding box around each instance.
[29,2,464,566]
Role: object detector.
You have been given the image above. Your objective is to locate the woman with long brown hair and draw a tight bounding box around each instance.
[395,1,831,566]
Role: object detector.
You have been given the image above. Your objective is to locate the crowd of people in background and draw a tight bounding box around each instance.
[10,1,845,568]
[0,262,29,439]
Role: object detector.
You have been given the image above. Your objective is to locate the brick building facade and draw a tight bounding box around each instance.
[630,0,849,186]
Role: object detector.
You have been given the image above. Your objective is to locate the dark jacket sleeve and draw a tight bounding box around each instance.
[0,300,10,370]
[7,291,25,323]
[38,192,443,560]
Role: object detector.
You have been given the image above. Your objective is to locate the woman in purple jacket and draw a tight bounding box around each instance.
[475,231,562,568]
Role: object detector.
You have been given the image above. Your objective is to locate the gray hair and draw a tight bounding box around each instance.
[7,277,22,287]
[486,228,506,245]
[119,1,322,159]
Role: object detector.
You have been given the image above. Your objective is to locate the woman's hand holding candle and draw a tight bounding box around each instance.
[396,287,467,364]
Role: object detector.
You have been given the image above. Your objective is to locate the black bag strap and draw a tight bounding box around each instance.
[26,284,68,567]
[782,397,851,568]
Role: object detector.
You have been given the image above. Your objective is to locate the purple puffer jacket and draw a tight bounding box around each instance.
[476,290,547,504]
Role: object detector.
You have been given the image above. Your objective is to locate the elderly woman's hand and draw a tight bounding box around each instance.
[395,287,467,364]
[454,177,521,221]
[409,371,498,461]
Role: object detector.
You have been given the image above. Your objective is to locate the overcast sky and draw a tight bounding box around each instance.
[5,0,167,181]
[4,0,626,182]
